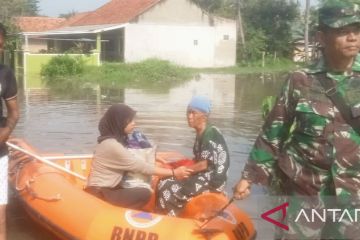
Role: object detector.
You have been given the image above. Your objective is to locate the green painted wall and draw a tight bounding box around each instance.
[24,53,99,89]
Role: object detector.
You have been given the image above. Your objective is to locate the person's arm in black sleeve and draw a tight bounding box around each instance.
[0,68,19,144]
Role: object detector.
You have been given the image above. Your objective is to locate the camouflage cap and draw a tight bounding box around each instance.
[319,0,360,28]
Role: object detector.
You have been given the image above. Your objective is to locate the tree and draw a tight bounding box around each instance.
[0,0,39,49]
[59,10,78,19]
[242,0,300,58]
[191,0,300,62]
[24,0,40,16]
[291,3,322,62]
[190,0,239,18]
[0,0,39,21]
[238,26,267,62]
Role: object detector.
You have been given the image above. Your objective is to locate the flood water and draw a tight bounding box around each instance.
[7,72,286,239]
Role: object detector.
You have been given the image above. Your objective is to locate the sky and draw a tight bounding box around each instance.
[38,0,319,18]
[38,0,110,17]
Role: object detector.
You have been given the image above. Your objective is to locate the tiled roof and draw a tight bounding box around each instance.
[15,17,66,32]
[28,24,124,36]
[70,0,161,26]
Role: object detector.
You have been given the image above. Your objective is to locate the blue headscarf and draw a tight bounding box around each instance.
[187,95,211,114]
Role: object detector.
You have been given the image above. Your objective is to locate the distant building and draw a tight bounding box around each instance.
[292,40,316,63]
[15,16,66,53]
[16,0,237,68]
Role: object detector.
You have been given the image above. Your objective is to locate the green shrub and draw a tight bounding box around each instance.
[237,27,267,64]
[130,59,190,83]
[80,58,192,89]
[41,55,85,79]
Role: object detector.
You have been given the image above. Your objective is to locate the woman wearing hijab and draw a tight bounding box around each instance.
[86,104,192,210]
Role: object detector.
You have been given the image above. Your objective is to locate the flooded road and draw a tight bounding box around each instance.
[7,72,286,239]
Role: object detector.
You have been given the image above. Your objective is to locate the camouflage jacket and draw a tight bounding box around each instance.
[242,55,360,200]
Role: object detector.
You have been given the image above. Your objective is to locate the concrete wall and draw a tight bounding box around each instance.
[124,24,215,67]
[24,53,100,89]
[214,20,237,67]
[125,0,237,68]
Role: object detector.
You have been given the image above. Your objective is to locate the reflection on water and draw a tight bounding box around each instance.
[8,72,286,239]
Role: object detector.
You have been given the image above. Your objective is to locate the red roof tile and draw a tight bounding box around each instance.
[15,17,65,32]
[70,0,161,26]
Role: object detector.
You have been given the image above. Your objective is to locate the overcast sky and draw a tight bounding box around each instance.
[38,0,319,18]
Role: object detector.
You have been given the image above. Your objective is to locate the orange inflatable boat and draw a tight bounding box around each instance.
[7,139,256,240]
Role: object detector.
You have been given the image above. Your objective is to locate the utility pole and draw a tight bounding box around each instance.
[304,0,310,63]
[237,0,246,47]
[236,0,246,62]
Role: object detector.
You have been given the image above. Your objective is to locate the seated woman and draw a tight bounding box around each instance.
[157,96,230,216]
[86,103,192,210]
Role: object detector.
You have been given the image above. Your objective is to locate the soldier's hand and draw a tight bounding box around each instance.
[233,179,251,200]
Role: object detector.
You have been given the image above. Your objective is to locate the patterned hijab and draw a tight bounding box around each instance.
[98,104,136,145]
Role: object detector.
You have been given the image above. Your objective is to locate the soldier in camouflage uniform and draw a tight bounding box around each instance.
[234,0,360,239]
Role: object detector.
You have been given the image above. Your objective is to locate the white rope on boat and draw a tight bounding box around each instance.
[43,154,93,160]
[6,142,87,181]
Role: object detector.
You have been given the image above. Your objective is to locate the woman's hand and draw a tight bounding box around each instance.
[156,152,187,162]
[155,156,168,164]
[174,166,193,179]
[233,179,252,200]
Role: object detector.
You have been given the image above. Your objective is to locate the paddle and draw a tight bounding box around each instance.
[7,141,87,181]
[199,197,234,229]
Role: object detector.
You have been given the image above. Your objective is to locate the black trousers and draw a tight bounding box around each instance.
[86,186,151,210]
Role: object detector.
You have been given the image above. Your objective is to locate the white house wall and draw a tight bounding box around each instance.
[124,0,236,67]
[214,22,237,67]
[124,24,215,68]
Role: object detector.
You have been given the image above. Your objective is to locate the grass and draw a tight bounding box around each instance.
[192,58,299,74]
[43,57,299,95]
[43,59,194,95]
[83,59,193,89]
